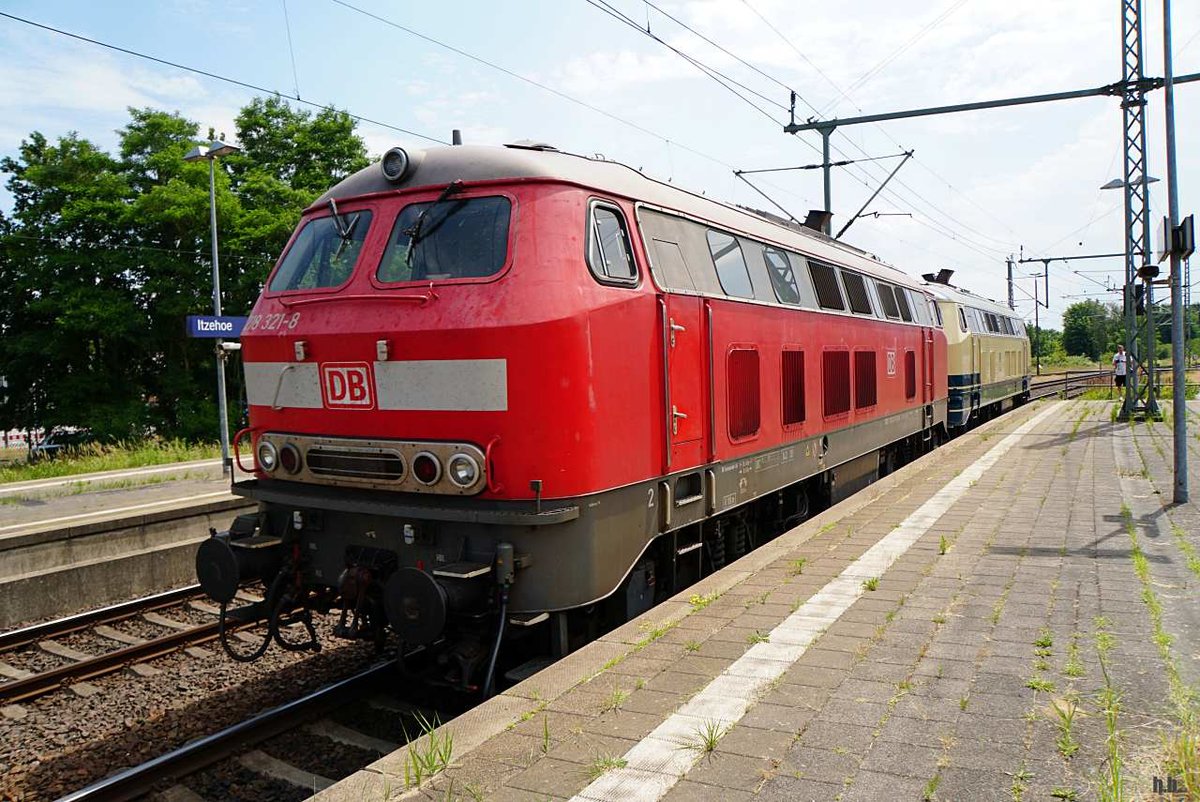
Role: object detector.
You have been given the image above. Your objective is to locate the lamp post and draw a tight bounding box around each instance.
[1101,175,1160,419]
[184,139,241,478]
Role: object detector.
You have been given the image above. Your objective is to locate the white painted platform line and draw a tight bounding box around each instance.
[570,403,1061,802]
[0,491,233,533]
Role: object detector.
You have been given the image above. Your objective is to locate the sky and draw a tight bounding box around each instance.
[1,0,1198,330]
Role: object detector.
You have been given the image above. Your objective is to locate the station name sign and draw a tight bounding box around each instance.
[186,315,249,338]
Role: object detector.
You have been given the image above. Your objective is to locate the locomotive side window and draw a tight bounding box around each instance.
[876,282,901,319]
[586,202,637,284]
[854,351,877,408]
[727,349,761,440]
[763,246,801,304]
[377,196,510,284]
[270,210,373,292]
[930,300,944,327]
[706,230,755,299]
[822,350,851,417]
[894,288,914,322]
[841,271,873,315]
[958,307,968,333]
[782,350,805,426]
[809,261,845,311]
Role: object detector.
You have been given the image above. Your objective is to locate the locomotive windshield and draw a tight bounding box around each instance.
[377,196,511,283]
[269,210,373,292]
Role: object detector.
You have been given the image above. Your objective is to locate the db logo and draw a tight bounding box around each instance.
[320,362,375,409]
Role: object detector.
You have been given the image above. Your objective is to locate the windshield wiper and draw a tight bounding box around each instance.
[404,180,464,267]
[327,198,362,260]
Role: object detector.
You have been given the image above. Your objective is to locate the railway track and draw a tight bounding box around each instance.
[56,657,448,802]
[0,585,258,704]
[1027,369,1108,401]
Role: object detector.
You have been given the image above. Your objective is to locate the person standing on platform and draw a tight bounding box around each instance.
[1112,344,1127,389]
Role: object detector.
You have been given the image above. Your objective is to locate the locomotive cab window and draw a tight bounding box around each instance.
[958,307,968,333]
[586,202,637,285]
[270,210,373,292]
[876,282,901,319]
[377,195,511,284]
[894,288,914,322]
[763,246,801,304]
[706,230,755,298]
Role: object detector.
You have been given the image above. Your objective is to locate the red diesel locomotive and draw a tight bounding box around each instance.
[196,141,949,688]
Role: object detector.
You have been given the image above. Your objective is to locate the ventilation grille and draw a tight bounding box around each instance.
[782,350,806,426]
[307,448,405,481]
[842,271,873,315]
[905,350,917,400]
[855,351,877,409]
[728,349,761,439]
[809,261,845,311]
[823,351,851,417]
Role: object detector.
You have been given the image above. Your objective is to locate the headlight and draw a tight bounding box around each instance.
[279,443,302,474]
[447,454,480,488]
[412,451,442,485]
[381,147,410,181]
[257,440,278,472]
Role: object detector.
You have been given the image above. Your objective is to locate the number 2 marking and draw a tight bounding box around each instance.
[647,487,655,508]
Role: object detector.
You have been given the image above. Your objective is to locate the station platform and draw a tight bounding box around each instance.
[316,398,1200,802]
[0,461,252,626]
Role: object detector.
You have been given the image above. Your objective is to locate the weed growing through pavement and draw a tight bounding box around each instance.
[938,534,949,555]
[635,619,678,650]
[789,557,809,575]
[402,712,454,789]
[682,719,729,756]
[862,577,880,591]
[1010,766,1033,802]
[684,640,701,653]
[541,716,551,754]
[1034,629,1053,650]
[688,592,721,611]
[1163,727,1200,799]
[932,612,947,624]
[600,688,629,713]
[747,630,770,645]
[1063,635,1084,679]
[959,696,969,711]
[1052,699,1080,759]
[1049,788,1079,801]
[586,755,628,780]
[1026,677,1056,693]
[1170,523,1200,580]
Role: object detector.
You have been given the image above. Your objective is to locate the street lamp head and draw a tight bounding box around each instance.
[182,140,241,162]
[183,144,209,163]
[207,139,241,158]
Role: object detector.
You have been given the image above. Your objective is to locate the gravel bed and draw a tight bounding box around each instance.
[52,631,110,655]
[169,604,222,627]
[185,761,308,802]
[2,647,73,674]
[110,618,173,640]
[1,618,381,801]
[261,730,381,780]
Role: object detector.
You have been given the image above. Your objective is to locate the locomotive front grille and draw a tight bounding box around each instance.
[253,433,488,495]
[307,448,405,481]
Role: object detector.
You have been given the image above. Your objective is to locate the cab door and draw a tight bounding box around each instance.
[661,294,705,470]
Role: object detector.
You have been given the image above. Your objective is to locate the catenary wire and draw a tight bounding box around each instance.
[0,11,446,145]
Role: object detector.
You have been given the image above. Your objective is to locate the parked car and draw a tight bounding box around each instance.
[28,428,94,461]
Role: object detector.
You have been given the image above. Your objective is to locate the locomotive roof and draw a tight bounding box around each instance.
[923,281,1015,316]
[315,143,929,293]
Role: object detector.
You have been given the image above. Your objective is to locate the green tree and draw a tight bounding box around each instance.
[1062,300,1121,360]
[0,99,369,441]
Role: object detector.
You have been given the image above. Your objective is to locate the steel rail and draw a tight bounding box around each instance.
[0,585,203,653]
[55,659,399,802]
[0,616,258,704]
